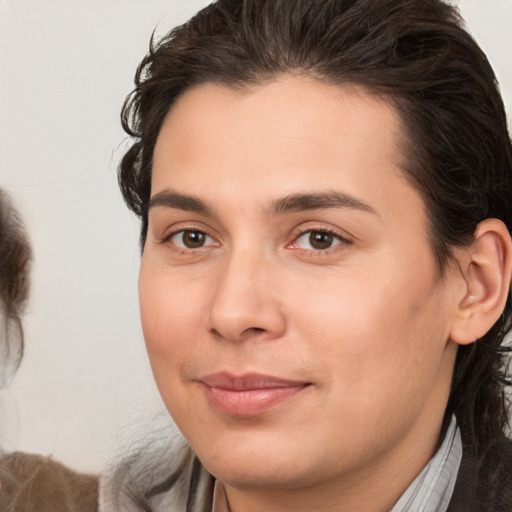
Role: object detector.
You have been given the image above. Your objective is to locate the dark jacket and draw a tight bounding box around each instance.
[448,435,512,512]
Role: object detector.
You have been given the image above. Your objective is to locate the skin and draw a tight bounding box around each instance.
[139,76,466,512]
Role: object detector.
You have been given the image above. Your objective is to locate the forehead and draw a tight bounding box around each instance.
[151,76,420,224]
[155,78,403,166]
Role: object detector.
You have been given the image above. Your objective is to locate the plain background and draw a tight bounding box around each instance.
[0,0,511,474]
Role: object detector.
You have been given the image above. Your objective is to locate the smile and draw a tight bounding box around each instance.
[200,372,311,417]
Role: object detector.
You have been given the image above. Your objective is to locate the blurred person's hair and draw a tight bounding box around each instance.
[0,189,32,386]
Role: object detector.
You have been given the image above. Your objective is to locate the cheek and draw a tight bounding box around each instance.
[138,268,213,433]
[292,265,449,399]
[286,280,450,466]
[138,262,206,381]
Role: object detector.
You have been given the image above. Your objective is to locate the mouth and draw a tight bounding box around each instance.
[199,372,311,417]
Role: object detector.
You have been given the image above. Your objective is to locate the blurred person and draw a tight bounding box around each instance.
[0,189,98,511]
[0,189,30,391]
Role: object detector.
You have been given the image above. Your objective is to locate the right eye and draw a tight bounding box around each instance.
[168,230,216,249]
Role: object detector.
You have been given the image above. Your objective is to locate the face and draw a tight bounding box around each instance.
[140,77,460,498]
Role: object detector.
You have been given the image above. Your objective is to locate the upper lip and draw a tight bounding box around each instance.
[200,372,310,390]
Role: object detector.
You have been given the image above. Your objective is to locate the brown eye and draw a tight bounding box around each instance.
[309,231,334,250]
[293,230,345,251]
[183,231,206,248]
[171,230,213,249]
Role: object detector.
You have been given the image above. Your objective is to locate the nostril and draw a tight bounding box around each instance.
[233,327,267,341]
[210,326,265,339]
[246,327,266,336]
[238,327,266,342]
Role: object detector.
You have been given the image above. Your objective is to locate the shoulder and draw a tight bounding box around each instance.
[0,451,98,512]
[448,435,512,512]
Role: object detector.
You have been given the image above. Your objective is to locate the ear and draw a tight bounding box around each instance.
[449,219,512,345]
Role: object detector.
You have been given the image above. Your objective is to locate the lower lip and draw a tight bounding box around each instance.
[203,384,309,417]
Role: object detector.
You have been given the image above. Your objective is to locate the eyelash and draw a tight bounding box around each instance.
[288,228,350,252]
[162,227,350,254]
[162,228,217,250]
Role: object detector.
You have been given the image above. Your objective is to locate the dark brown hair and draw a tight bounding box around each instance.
[116,0,512,507]
[0,190,32,383]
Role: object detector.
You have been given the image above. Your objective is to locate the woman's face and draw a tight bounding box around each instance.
[139,77,461,499]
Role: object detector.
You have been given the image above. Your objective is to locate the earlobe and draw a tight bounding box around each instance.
[449,219,512,346]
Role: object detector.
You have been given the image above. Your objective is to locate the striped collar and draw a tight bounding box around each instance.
[390,416,462,512]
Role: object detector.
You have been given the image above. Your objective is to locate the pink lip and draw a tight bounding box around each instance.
[200,372,310,417]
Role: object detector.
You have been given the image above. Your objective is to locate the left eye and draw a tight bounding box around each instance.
[169,230,215,249]
[294,230,344,250]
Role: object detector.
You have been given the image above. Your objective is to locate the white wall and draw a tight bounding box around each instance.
[0,0,212,473]
[0,0,511,474]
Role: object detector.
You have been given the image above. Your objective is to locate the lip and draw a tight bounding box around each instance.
[200,372,311,417]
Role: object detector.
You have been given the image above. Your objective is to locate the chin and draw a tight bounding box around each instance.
[192,432,325,490]
[205,459,310,490]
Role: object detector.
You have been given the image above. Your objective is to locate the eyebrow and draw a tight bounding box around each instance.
[149,190,212,215]
[148,189,377,217]
[266,191,378,216]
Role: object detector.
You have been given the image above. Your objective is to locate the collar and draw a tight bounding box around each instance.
[212,416,462,512]
[212,480,230,512]
[390,415,462,512]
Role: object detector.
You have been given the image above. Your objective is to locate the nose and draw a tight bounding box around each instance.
[207,250,286,343]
